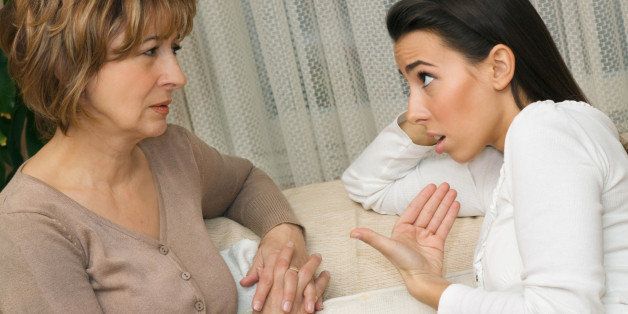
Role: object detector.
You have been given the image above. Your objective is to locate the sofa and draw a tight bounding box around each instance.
[205,180,483,313]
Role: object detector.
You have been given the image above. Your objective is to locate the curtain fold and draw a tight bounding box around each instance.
[170,0,628,188]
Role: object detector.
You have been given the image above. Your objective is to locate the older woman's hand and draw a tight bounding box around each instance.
[349,183,459,308]
[240,223,325,312]
[256,241,330,313]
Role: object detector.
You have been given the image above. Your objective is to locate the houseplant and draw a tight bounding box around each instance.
[0,0,45,189]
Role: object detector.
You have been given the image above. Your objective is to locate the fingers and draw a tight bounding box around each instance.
[251,242,291,312]
[314,271,330,311]
[414,183,450,228]
[398,183,437,225]
[426,189,457,234]
[295,254,322,313]
[281,267,298,312]
[350,228,396,260]
[240,255,262,287]
[302,282,317,313]
[436,200,460,239]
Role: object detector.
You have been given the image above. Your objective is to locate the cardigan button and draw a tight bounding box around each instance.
[181,271,191,281]
[159,245,169,255]
[194,300,205,311]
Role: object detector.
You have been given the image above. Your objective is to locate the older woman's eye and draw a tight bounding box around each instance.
[418,72,434,87]
[143,47,158,57]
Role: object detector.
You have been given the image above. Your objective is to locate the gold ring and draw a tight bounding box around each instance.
[288,266,299,273]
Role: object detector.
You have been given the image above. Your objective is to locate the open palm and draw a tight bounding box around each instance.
[351,183,460,280]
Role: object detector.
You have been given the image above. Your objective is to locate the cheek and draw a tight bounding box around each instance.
[87,66,153,110]
[429,75,478,126]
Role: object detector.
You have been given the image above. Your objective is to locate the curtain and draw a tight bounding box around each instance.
[169,0,628,189]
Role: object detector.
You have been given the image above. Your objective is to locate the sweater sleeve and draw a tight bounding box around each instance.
[0,212,103,313]
[181,127,301,237]
[438,105,606,313]
[341,113,502,216]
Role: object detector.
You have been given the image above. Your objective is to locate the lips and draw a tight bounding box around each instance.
[150,100,172,107]
[427,131,447,154]
[150,100,171,115]
[435,136,446,154]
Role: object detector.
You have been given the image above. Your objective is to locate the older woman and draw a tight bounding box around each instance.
[343,0,628,312]
[0,1,327,313]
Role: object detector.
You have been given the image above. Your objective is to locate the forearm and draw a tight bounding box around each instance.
[225,167,301,237]
[342,117,434,210]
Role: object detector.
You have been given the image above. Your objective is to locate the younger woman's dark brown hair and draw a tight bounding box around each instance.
[386,0,588,109]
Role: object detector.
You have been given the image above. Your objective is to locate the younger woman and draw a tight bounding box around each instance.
[343,0,628,312]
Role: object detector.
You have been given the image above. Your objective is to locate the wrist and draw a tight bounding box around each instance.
[403,273,450,310]
[399,121,437,146]
[262,223,305,245]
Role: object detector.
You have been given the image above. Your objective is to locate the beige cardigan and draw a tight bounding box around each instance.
[0,124,300,313]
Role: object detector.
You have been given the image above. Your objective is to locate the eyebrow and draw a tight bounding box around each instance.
[142,35,160,43]
[403,59,436,74]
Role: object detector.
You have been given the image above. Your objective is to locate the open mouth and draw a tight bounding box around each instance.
[434,135,446,154]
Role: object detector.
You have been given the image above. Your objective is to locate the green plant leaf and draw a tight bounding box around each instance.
[8,99,25,169]
[0,52,16,114]
[25,108,44,156]
[0,129,6,147]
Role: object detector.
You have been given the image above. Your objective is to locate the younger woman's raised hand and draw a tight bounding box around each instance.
[349,183,459,307]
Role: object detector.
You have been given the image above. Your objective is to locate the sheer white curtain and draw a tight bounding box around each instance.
[169,0,628,189]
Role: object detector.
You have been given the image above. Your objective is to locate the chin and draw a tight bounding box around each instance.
[141,120,169,138]
[448,150,476,163]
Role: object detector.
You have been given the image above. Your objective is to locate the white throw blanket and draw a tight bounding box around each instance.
[219,239,258,314]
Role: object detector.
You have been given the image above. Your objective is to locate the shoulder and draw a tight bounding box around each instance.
[504,100,623,178]
[1,173,56,216]
[507,100,619,152]
[0,176,83,251]
[508,100,618,141]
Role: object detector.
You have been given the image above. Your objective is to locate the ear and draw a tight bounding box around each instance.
[487,44,516,91]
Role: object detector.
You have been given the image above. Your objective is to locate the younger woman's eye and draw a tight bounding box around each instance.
[418,72,434,87]
[143,47,158,57]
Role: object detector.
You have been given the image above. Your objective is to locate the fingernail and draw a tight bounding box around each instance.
[287,240,294,247]
[282,300,292,312]
[307,302,315,313]
[253,301,262,311]
[350,232,360,240]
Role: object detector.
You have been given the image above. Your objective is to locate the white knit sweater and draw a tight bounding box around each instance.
[342,100,628,313]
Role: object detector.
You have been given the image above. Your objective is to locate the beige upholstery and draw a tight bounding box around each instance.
[206,180,483,301]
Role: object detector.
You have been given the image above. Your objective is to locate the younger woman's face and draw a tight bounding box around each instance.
[81,29,186,140]
[394,30,507,162]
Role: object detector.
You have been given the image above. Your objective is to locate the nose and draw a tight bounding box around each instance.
[158,54,187,90]
[405,88,430,124]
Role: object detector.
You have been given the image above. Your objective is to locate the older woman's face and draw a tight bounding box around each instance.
[82,30,186,139]
[394,30,504,162]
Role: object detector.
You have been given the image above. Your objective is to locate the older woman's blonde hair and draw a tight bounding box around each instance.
[0,0,196,138]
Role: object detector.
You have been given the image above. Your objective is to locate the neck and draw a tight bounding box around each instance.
[491,95,522,152]
[34,122,145,188]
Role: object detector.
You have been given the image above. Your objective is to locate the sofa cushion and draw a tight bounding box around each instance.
[206,180,482,301]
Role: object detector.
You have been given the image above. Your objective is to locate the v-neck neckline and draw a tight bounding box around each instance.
[16,143,167,246]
